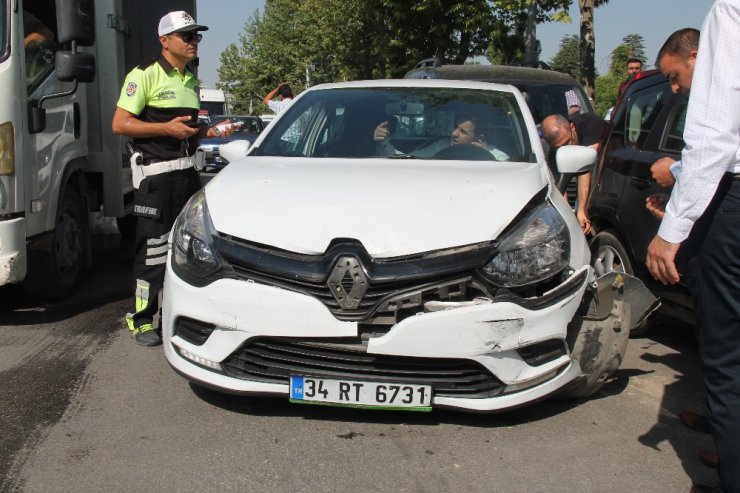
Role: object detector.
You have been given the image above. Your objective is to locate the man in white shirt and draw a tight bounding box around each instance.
[646,2,740,490]
[645,28,699,221]
[262,82,294,114]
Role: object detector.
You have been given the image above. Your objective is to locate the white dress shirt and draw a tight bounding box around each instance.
[659,0,740,244]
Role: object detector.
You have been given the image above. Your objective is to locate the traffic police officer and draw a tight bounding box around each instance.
[112,11,232,346]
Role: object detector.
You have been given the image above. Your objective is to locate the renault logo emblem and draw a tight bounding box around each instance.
[327,256,368,309]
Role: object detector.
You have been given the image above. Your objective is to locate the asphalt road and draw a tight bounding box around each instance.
[0,223,718,492]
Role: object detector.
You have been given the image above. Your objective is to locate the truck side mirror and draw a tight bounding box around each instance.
[55,51,95,83]
[55,0,95,46]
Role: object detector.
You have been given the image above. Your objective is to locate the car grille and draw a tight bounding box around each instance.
[231,264,469,320]
[221,338,504,398]
[213,236,497,322]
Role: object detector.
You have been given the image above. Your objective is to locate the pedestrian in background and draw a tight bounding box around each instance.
[263,82,295,114]
[617,57,643,98]
[646,1,740,491]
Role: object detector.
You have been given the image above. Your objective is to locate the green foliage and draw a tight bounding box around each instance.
[621,33,647,64]
[594,72,621,117]
[550,34,580,78]
[217,0,505,114]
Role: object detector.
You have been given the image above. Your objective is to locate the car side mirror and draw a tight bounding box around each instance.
[555,145,597,175]
[219,140,251,164]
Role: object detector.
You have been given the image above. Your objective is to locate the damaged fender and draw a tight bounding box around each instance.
[559,271,660,398]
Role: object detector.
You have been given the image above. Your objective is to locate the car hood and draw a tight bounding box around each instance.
[205,157,548,256]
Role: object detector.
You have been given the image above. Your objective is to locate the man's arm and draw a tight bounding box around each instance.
[576,172,592,234]
[647,1,740,285]
[112,107,199,140]
[262,83,283,105]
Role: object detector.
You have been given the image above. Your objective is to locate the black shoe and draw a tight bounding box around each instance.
[134,329,162,347]
[690,484,722,493]
[680,411,711,434]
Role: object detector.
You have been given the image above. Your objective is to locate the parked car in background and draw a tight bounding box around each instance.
[405,60,594,201]
[199,116,265,171]
[587,69,692,335]
[259,114,276,126]
[163,79,655,413]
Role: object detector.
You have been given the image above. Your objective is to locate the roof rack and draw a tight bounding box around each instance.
[413,57,442,69]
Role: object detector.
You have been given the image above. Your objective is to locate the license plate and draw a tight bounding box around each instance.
[289,375,432,411]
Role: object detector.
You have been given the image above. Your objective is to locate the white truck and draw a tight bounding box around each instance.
[198,87,228,121]
[0,0,196,299]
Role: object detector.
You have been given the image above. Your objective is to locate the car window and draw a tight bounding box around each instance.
[660,93,689,152]
[256,87,534,162]
[621,83,672,149]
[515,84,589,124]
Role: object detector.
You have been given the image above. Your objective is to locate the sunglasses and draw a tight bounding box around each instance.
[174,32,203,43]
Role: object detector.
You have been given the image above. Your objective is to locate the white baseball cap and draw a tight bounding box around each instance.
[158,11,209,37]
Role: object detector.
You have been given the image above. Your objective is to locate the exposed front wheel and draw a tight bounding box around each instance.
[589,230,650,337]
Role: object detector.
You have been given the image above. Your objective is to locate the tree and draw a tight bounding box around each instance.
[491,0,573,65]
[578,0,612,100]
[550,34,580,78]
[216,0,503,115]
[621,33,647,64]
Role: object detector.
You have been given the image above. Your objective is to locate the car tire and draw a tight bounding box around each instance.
[589,230,650,337]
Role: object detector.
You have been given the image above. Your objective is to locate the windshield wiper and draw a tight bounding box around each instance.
[387,153,420,159]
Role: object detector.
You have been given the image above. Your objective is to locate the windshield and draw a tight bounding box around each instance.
[256,87,535,163]
[0,0,8,62]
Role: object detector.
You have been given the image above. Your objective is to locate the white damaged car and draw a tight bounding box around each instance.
[163,79,657,413]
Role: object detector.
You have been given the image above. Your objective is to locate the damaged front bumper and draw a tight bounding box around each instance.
[162,263,657,412]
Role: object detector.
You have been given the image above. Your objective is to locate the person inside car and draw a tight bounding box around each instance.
[373,114,509,160]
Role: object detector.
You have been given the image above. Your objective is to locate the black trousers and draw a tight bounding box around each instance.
[130,167,200,331]
[684,174,740,492]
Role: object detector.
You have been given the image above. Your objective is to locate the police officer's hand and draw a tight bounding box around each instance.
[168,115,200,140]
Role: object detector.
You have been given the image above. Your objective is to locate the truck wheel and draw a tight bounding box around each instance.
[589,230,649,337]
[23,184,88,300]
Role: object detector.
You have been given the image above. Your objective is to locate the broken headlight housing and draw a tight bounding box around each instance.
[171,189,224,283]
[482,200,570,288]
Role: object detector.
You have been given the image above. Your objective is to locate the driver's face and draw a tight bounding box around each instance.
[451,120,477,145]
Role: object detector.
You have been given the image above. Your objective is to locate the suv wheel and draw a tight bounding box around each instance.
[589,230,649,337]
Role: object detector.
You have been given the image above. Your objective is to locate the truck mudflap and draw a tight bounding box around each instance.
[0,217,27,286]
[560,271,660,398]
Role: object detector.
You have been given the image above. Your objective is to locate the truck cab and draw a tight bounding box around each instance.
[0,0,195,299]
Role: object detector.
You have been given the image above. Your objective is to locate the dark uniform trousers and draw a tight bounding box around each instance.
[127,167,201,333]
[683,174,740,492]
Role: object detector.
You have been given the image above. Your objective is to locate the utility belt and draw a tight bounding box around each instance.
[128,145,204,189]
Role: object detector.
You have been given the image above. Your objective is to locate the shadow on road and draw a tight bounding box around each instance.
[634,318,718,487]
[189,381,591,427]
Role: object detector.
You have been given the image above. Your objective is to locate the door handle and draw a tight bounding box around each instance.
[630,176,651,189]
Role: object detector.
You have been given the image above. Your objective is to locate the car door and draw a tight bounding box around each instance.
[598,78,679,272]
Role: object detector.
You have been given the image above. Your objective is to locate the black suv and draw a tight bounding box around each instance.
[405,61,594,124]
[587,69,693,333]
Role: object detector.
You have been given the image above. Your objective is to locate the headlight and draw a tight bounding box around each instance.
[482,200,570,288]
[171,189,224,282]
